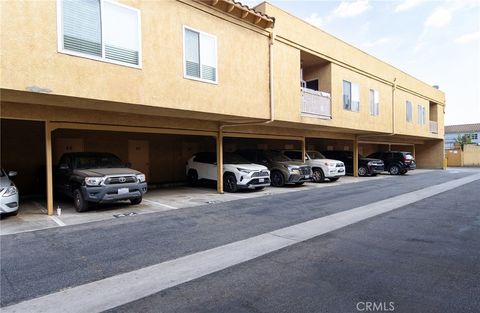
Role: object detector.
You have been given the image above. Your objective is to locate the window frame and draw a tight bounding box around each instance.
[369,89,379,116]
[406,100,413,123]
[417,104,426,125]
[343,80,360,112]
[182,25,218,84]
[56,0,142,69]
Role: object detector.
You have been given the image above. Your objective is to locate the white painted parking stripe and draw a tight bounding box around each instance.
[3,173,480,313]
[142,199,178,210]
[49,216,66,227]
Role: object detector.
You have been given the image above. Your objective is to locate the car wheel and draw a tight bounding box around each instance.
[389,165,400,175]
[271,171,285,187]
[329,177,339,182]
[223,173,238,193]
[187,170,198,186]
[358,166,368,177]
[130,197,142,205]
[73,189,89,212]
[312,168,325,183]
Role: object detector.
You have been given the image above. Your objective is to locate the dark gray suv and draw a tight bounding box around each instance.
[236,149,312,187]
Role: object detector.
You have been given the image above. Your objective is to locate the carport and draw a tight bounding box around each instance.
[43,122,218,215]
[217,131,306,193]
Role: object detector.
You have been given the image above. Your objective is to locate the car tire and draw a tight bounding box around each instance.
[329,177,339,182]
[389,165,400,175]
[271,171,285,187]
[223,173,238,193]
[312,168,325,183]
[130,197,142,205]
[187,170,198,186]
[358,166,368,177]
[73,189,89,212]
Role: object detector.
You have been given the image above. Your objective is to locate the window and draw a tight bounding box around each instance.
[184,27,217,83]
[417,105,426,125]
[472,133,478,140]
[343,80,359,112]
[306,80,319,91]
[369,89,379,116]
[406,101,413,122]
[58,0,141,67]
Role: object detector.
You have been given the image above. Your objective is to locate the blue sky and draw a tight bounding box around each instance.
[244,0,480,125]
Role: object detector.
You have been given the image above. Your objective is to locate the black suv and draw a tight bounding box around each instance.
[54,152,148,212]
[321,150,384,177]
[367,151,416,175]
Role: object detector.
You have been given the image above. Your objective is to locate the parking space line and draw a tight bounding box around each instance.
[4,173,480,313]
[49,216,66,227]
[142,199,179,210]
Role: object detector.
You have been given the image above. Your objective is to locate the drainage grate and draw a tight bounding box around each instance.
[113,212,138,218]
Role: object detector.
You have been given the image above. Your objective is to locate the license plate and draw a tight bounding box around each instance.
[259,178,265,183]
[118,188,129,195]
[305,175,310,179]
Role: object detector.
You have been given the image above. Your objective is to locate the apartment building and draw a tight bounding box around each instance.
[0,0,445,215]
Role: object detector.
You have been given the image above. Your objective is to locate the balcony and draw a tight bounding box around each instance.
[429,120,438,134]
[300,85,331,118]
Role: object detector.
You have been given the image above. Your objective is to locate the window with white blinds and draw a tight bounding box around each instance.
[417,104,426,125]
[184,27,217,83]
[59,0,141,67]
[369,89,379,116]
[406,101,413,122]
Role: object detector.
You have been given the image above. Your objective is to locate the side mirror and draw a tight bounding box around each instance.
[59,164,69,170]
[8,171,17,177]
[125,162,132,168]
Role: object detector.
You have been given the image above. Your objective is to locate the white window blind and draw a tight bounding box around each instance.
[406,101,413,122]
[184,27,217,83]
[351,83,360,112]
[369,89,379,116]
[60,0,141,66]
[417,105,426,125]
[62,0,102,57]
[343,80,351,110]
[103,1,140,65]
[185,29,200,78]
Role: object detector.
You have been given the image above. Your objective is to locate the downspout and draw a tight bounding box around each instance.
[216,29,276,193]
[219,29,276,132]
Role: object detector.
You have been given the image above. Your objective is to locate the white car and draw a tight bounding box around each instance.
[186,152,270,192]
[0,169,19,216]
[281,150,345,182]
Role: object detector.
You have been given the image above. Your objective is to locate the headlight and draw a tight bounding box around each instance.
[3,184,17,197]
[236,168,253,174]
[367,161,373,166]
[85,177,103,186]
[136,174,146,183]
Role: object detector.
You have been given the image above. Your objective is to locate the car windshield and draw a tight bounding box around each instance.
[263,151,292,162]
[308,151,326,159]
[224,153,250,164]
[73,155,125,169]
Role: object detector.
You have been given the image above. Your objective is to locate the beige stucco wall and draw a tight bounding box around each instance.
[463,144,480,166]
[256,2,445,139]
[0,0,271,119]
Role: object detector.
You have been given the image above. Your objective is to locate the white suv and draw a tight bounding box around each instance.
[186,152,270,192]
[281,150,345,183]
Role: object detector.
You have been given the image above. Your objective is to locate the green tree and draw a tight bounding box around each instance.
[455,134,473,150]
